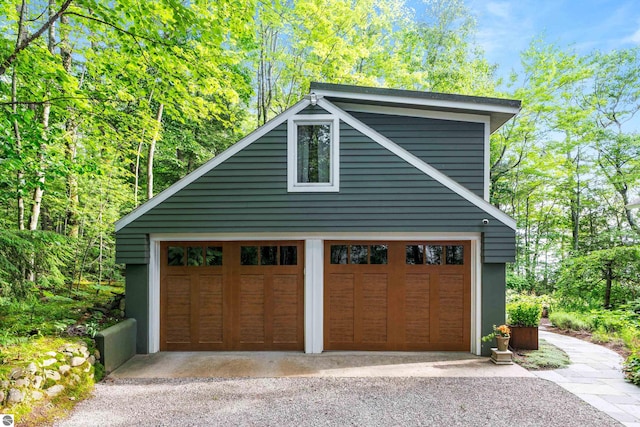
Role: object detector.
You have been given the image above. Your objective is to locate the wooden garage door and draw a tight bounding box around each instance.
[160,241,304,351]
[324,241,471,351]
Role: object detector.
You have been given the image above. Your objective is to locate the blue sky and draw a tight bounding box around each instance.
[466,0,640,77]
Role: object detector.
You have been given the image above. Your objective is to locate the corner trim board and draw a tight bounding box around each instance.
[148,240,160,353]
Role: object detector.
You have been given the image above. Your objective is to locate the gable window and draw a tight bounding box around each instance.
[288,114,339,192]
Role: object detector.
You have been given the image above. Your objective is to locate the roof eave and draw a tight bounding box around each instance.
[310,82,521,133]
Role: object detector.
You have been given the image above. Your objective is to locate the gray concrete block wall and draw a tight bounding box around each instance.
[96,318,137,373]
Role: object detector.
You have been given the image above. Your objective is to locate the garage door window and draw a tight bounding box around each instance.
[168,246,184,266]
[405,245,423,265]
[187,247,204,266]
[350,245,368,264]
[260,246,278,265]
[167,245,224,267]
[241,245,298,266]
[206,247,223,266]
[406,244,464,265]
[446,245,464,265]
[330,244,388,265]
[370,245,388,264]
[241,246,258,265]
[425,245,442,265]
[280,246,297,265]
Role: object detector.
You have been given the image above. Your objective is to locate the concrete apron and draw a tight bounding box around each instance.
[110,351,534,379]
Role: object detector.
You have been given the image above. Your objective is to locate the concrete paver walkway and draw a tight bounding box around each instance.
[536,330,640,427]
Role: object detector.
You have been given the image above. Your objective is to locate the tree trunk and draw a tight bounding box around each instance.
[28,0,60,231]
[13,2,26,231]
[0,0,73,76]
[60,13,80,238]
[604,261,613,309]
[12,65,25,231]
[134,137,144,205]
[147,103,164,200]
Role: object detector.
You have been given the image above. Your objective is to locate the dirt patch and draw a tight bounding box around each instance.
[540,317,631,359]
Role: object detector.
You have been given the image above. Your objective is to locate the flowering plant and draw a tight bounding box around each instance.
[481,324,511,342]
[494,324,511,337]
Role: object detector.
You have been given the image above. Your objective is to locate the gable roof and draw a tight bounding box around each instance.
[116,86,519,232]
[310,82,521,133]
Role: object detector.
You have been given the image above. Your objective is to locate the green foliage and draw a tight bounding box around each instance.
[507,300,543,327]
[555,246,640,310]
[549,308,640,356]
[0,282,124,343]
[549,311,592,331]
[623,352,640,385]
[506,274,532,293]
[513,339,571,370]
[0,230,71,299]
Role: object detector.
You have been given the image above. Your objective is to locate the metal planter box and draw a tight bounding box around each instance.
[509,326,539,350]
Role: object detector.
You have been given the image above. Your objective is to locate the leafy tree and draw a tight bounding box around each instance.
[556,246,640,310]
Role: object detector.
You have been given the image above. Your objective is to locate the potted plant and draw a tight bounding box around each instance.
[481,324,511,351]
[507,300,542,350]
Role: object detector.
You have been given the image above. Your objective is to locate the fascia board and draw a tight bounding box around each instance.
[115,98,312,232]
[312,88,521,116]
[317,98,517,230]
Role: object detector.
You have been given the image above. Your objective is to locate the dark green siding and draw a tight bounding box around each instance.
[124,264,149,354]
[301,105,330,114]
[116,121,514,263]
[115,234,148,264]
[483,231,516,263]
[349,112,485,197]
[480,263,506,356]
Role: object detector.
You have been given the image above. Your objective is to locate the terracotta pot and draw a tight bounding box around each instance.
[496,336,510,351]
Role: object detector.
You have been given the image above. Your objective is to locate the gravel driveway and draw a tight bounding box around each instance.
[55,377,620,427]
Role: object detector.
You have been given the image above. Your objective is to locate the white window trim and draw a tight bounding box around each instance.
[287,114,340,192]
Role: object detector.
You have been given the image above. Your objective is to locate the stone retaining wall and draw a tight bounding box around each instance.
[0,342,97,409]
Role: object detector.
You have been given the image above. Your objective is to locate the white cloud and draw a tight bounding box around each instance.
[485,1,512,20]
[625,27,640,44]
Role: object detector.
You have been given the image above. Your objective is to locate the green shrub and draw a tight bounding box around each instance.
[549,311,592,331]
[623,352,640,386]
[620,326,640,349]
[507,301,543,327]
[506,274,532,293]
[590,310,626,333]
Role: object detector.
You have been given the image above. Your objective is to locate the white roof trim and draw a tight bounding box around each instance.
[312,88,521,115]
[115,97,312,231]
[316,98,517,230]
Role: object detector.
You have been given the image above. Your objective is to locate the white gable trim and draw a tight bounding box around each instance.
[115,98,313,231]
[312,88,521,115]
[336,102,493,202]
[317,98,516,230]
